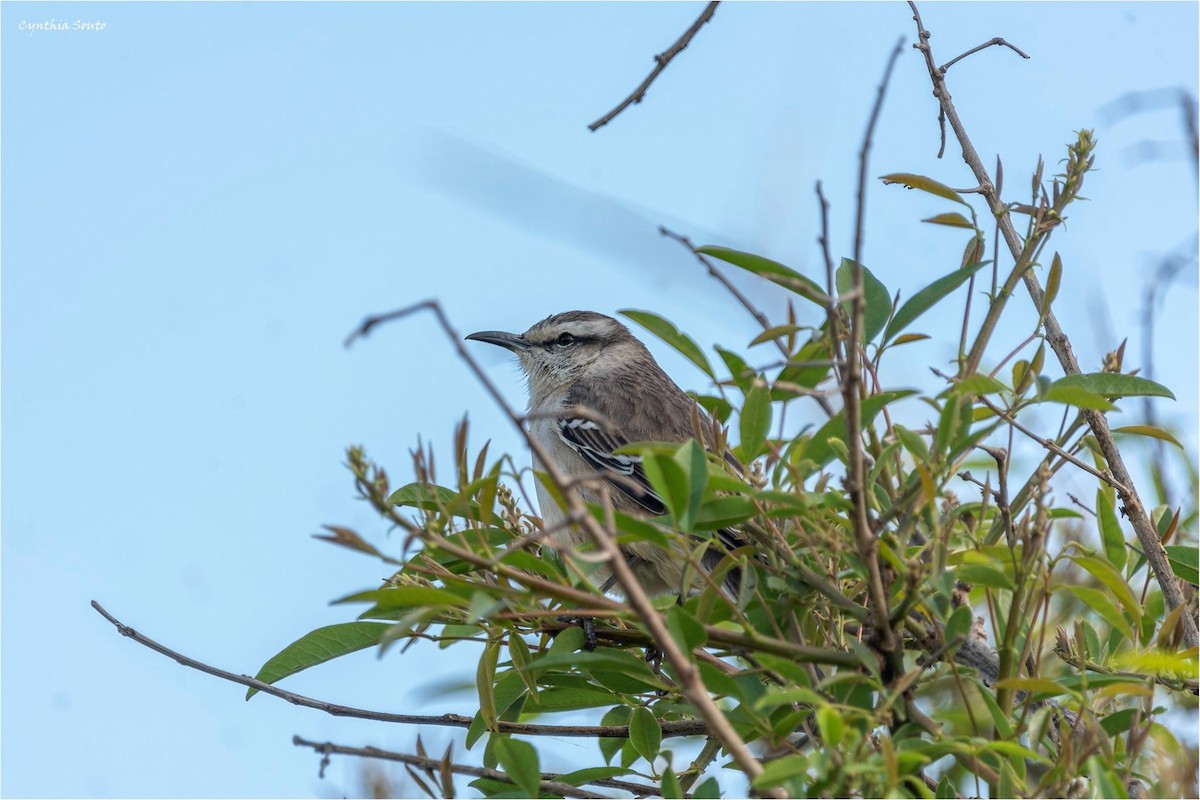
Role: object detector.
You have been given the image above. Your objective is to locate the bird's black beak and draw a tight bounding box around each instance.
[465,330,530,353]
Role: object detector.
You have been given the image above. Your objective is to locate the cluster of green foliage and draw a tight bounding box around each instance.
[253,131,1197,798]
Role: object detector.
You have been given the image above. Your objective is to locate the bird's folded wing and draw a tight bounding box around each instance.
[556,417,665,515]
[554,417,744,553]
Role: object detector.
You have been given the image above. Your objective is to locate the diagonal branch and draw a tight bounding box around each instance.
[588,2,720,131]
[906,1,1198,649]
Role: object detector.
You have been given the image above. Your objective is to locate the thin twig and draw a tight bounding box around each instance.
[854,36,906,267]
[845,44,906,689]
[659,224,837,418]
[939,37,1030,75]
[907,0,1198,649]
[89,600,709,739]
[293,736,621,799]
[976,397,1129,493]
[589,2,720,131]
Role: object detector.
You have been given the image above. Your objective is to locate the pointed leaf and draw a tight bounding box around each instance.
[492,737,541,798]
[628,706,662,763]
[697,246,827,306]
[1042,384,1116,411]
[247,622,390,699]
[739,382,772,461]
[1112,425,1185,450]
[1096,491,1127,572]
[922,211,974,228]
[836,258,892,343]
[1165,545,1199,586]
[1049,373,1175,400]
[620,309,714,378]
[885,261,987,341]
[880,172,968,205]
[1039,252,1062,326]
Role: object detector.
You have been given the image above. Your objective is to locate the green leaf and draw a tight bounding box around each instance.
[1099,489,1123,575]
[1048,373,1175,401]
[667,605,707,652]
[1061,584,1134,641]
[491,737,541,798]
[753,754,810,788]
[885,261,987,341]
[1039,252,1062,326]
[557,767,634,787]
[673,439,708,532]
[524,686,626,712]
[715,346,755,393]
[247,622,390,699]
[1112,425,1185,450]
[620,310,714,378]
[477,636,501,732]
[957,563,1013,591]
[694,777,721,799]
[953,374,1009,396]
[804,390,915,467]
[641,453,689,524]
[334,586,470,612]
[389,483,481,517]
[697,246,827,306]
[893,424,929,462]
[880,173,968,205]
[922,211,974,228]
[748,324,805,347]
[628,706,662,764]
[1165,545,1199,586]
[739,382,772,461]
[1042,384,1116,411]
[836,258,892,344]
[943,604,974,653]
[661,767,683,800]
[1071,554,1140,623]
[1095,491,1127,572]
[816,705,844,747]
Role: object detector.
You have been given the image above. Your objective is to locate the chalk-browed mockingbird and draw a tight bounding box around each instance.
[467,310,744,597]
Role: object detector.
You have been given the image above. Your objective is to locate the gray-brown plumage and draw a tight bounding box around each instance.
[467,311,743,596]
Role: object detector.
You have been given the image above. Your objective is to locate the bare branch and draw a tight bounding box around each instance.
[588,2,720,132]
[90,600,710,739]
[906,1,1199,649]
[939,37,1030,75]
[855,36,906,267]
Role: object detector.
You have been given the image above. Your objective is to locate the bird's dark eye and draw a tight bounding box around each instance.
[556,332,576,347]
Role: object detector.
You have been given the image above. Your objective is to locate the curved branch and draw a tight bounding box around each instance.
[90,600,708,739]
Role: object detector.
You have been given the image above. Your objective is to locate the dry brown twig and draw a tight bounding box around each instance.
[906,0,1198,649]
[588,2,720,132]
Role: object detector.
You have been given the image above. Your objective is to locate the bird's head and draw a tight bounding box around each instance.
[467,311,645,399]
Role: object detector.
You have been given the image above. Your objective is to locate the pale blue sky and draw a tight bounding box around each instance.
[4,2,1197,797]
